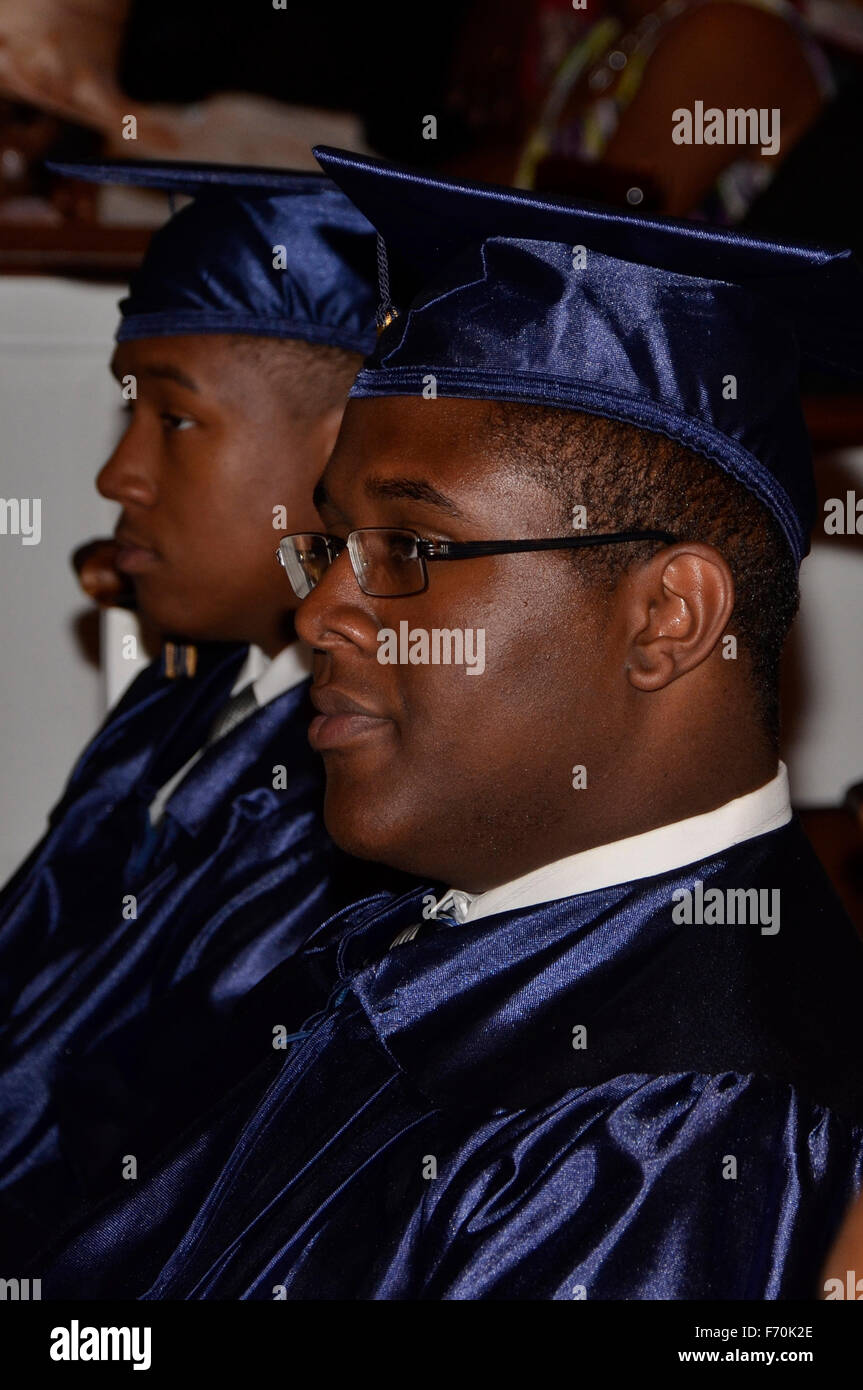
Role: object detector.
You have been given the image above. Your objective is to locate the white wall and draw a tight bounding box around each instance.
[0,277,122,881]
[0,275,861,884]
[781,447,863,804]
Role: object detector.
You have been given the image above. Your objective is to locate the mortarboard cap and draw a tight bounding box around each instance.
[47,159,378,354]
[315,145,863,566]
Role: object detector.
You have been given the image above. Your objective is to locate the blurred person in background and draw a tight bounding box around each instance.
[0,158,388,1267]
[447,0,863,240]
[0,0,466,170]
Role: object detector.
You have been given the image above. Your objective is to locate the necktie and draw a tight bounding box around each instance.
[204,682,259,746]
[139,680,259,854]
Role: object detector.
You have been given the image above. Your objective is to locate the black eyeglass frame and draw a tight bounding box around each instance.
[277,526,679,599]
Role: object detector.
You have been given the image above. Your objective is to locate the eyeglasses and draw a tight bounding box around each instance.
[277,526,678,600]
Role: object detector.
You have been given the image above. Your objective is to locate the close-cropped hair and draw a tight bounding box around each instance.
[486,402,800,747]
[230,335,364,416]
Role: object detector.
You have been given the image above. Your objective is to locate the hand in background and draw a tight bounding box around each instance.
[0,0,134,131]
[100,93,370,166]
[73,537,136,609]
[0,1,367,168]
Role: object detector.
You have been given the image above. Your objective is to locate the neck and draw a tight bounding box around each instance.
[254,610,297,660]
[258,635,293,660]
[447,738,779,897]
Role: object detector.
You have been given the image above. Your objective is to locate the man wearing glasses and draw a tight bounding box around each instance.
[41,151,863,1301]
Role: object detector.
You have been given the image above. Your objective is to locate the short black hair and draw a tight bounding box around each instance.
[485,403,799,747]
[229,335,363,417]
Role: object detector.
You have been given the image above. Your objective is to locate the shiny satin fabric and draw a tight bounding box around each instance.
[0,643,379,1264]
[35,819,863,1299]
[355,237,812,565]
[47,161,379,353]
[314,145,863,568]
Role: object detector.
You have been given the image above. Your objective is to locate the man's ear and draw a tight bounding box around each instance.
[624,543,735,692]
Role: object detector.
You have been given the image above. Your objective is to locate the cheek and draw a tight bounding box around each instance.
[399,582,607,752]
[177,478,280,579]
[153,447,217,534]
[243,428,323,522]
[366,608,542,769]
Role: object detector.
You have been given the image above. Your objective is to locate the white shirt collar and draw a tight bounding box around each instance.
[435,762,792,925]
[149,641,312,825]
[231,641,312,707]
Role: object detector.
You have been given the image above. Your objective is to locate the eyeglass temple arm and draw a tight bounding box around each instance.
[423,530,677,560]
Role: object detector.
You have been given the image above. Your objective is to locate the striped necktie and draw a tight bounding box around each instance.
[204,682,259,746]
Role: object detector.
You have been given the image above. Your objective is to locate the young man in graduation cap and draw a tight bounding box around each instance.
[0,160,384,1263]
[37,151,863,1302]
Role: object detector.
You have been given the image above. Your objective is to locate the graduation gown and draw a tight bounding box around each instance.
[36,816,863,1300]
[0,643,377,1261]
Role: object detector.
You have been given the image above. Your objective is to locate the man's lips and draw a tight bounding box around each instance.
[309,685,395,751]
[114,527,160,573]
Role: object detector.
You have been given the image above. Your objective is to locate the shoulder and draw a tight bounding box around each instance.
[105,642,248,721]
[438,1070,863,1187]
[633,0,825,113]
[407,1072,863,1298]
[658,0,816,59]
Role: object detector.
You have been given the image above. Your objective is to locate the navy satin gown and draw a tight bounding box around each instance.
[35,817,863,1299]
[0,642,377,1263]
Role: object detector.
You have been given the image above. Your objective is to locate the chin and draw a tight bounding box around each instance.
[133,588,192,639]
[323,784,429,876]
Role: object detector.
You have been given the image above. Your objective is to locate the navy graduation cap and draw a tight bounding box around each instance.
[314,145,863,567]
[47,159,378,355]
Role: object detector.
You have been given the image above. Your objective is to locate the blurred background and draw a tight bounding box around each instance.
[0,0,862,917]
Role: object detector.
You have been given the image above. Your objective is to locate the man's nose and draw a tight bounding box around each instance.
[96,426,158,507]
[294,550,381,657]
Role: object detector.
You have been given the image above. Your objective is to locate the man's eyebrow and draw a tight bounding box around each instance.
[363,475,468,519]
[108,357,200,393]
[142,363,201,392]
